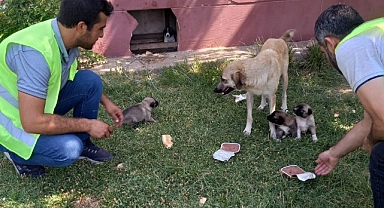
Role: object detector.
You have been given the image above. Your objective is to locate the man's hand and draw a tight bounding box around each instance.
[88,119,114,139]
[100,94,124,127]
[104,102,123,127]
[314,149,340,176]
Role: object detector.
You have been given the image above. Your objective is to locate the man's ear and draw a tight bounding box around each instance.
[75,21,88,34]
[324,37,340,53]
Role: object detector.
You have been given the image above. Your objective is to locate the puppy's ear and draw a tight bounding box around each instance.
[307,108,312,115]
[277,116,285,125]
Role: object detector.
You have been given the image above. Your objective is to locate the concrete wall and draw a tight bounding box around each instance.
[93,0,384,58]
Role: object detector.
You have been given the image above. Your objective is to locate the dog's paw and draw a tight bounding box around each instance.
[273,138,281,142]
[270,132,277,140]
[147,118,158,123]
[257,103,268,110]
[243,128,252,136]
[312,135,318,142]
[293,137,301,140]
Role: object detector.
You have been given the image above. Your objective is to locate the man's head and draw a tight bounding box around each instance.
[314,4,364,71]
[57,0,114,49]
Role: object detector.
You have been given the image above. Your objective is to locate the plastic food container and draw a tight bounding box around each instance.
[213,143,241,161]
[280,165,305,177]
[220,143,241,153]
[280,165,316,181]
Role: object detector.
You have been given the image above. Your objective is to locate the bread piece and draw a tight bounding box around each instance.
[162,135,173,149]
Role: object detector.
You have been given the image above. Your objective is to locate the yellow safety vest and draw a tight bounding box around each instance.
[0,19,78,160]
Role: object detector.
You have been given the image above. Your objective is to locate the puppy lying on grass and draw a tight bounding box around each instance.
[122,97,159,128]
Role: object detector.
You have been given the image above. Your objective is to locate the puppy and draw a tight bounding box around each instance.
[214,29,296,138]
[122,97,159,128]
[267,110,298,141]
[293,103,318,142]
[163,26,176,43]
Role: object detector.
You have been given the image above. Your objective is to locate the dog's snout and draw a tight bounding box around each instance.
[151,100,159,108]
[214,87,223,93]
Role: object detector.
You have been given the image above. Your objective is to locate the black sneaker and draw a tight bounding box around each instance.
[79,139,112,164]
[4,152,46,178]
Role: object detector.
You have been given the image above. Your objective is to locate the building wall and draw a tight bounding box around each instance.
[93,0,384,58]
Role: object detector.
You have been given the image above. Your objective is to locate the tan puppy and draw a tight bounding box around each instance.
[267,110,298,141]
[214,29,295,138]
[122,97,159,128]
[293,103,318,142]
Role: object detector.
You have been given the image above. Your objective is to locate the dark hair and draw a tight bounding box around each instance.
[314,4,364,47]
[57,0,114,30]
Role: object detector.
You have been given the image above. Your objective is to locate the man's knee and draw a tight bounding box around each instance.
[76,70,103,90]
[370,142,384,208]
[63,138,83,160]
[52,137,83,167]
[371,142,384,161]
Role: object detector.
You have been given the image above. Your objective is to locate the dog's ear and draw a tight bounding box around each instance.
[232,72,240,88]
[276,116,285,125]
[150,100,159,108]
[233,71,246,89]
[307,108,312,116]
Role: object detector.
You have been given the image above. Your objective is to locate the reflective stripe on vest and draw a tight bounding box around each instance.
[336,18,384,52]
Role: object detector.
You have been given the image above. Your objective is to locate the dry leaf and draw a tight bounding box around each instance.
[73,196,100,208]
[199,196,207,206]
[116,163,124,170]
[334,113,339,118]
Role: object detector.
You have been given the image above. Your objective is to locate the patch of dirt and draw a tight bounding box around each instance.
[72,196,100,208]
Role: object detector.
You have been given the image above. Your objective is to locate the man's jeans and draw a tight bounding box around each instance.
[0,70,103,167]
[370,141,384,207]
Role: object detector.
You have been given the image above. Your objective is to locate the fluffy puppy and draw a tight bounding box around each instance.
[293,103,318,142]
[163,26,176,43]
[122,97,159,128]
[267,110,298,140]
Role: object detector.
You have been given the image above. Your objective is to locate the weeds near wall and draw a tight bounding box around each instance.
[78,48,107,69]
[293,43,330,70]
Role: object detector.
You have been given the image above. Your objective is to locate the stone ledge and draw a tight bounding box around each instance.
[92,40,315,74]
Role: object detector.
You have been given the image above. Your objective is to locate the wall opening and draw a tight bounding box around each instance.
[128,9,178,54]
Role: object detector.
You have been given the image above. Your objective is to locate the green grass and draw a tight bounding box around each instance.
[0,47,372,207]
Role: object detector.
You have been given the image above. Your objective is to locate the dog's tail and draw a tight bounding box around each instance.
[279,29,296,42]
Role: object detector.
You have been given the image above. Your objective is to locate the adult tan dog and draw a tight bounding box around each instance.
[214,29,295,139]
